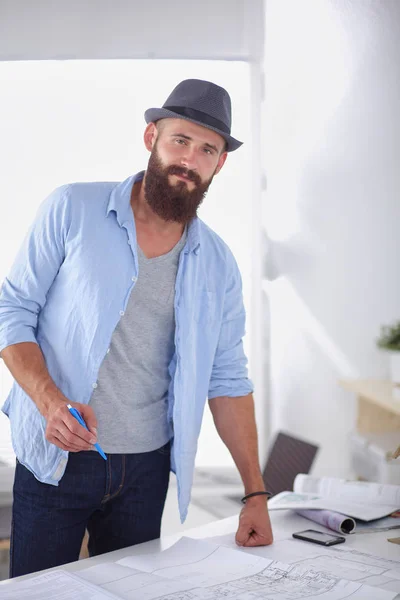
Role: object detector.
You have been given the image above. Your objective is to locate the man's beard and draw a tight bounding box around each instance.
[143,146,215,224]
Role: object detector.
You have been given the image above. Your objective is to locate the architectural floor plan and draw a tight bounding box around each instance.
[79,537,398,599]
[2,537,399,599]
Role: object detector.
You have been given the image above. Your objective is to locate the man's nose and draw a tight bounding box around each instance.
[180,147,197,171]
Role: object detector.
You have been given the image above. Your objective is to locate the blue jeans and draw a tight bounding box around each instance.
[10,443,171,577]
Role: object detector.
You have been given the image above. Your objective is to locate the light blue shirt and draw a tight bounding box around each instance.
[0,172,253,521]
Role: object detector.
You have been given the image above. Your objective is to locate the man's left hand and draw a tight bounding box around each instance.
[235,496,273,547]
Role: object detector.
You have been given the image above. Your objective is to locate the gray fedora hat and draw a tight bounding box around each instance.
[144,79,242,152]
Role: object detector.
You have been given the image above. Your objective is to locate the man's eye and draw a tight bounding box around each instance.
[176,139,186,145]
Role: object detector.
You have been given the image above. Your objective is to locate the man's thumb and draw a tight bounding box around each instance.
[80,405,98,438]
[235,525,250,547]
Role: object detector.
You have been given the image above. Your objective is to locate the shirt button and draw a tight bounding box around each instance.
[106,348,110,354]
[119,310,125,316]
[92,383,98,389]
[127,240,131,245]
[131,276,137,282]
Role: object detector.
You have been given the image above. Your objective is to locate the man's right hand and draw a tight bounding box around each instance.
[0,342,98,452]
[44,399,98,452]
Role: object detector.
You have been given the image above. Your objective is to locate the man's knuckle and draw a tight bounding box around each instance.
[69,421,79,433]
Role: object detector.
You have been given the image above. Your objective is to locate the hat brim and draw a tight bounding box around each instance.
[144,108,242,152]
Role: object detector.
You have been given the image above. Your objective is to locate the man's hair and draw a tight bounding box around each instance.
[154,119,167,133]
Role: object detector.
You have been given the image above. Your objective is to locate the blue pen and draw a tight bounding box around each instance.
[67,404,107,461]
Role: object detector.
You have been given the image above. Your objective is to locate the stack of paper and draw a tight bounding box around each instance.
[268,474,400,534]
[1,536,399,599]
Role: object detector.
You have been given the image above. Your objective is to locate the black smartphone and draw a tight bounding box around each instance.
[292,529,346,546]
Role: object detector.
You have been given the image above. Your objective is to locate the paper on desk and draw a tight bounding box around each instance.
[355,515,400,534]
[296,509,356,533]
[78,540,272,600]
[77,562,145,585]
[78,561,194,599]
[113,537,395,599]
[0,569,121,600]
[294,474,400,506]
[268,490,398,520]
[118,537,269,586]
[3,537,398,600]
[207,534,400,596]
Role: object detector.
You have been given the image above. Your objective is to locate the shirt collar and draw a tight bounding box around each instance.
[185,216,200,254]
[107,171,201,253]
[106,172,143,227]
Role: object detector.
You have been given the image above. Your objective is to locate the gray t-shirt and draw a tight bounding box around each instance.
[89,228,187,453]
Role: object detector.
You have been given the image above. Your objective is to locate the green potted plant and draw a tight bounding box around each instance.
[377,320,400,396]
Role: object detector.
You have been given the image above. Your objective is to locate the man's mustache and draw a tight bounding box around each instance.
[167,165,201,185]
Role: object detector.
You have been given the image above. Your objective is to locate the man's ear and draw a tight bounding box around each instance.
[144,123,158,152]
[215,151,228,175]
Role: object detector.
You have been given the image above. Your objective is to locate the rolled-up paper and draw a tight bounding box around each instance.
[296,509,356,534]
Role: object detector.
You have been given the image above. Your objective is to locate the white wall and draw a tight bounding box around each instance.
[263,0,400,476]
[0,59,255,468]
[0,0,267,470]
[0,0,263,61]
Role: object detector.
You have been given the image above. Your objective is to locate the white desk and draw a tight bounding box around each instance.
[1,510,399,587]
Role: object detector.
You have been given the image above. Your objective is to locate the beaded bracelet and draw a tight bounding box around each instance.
[241,491,272,504]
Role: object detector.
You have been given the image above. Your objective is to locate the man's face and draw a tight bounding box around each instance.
[143,118,227,224]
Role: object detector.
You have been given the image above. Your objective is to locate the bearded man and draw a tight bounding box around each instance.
[0,79,273,578]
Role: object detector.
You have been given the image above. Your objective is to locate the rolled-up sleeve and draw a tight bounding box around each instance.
[208,254,254,399]
[0,185,71,353]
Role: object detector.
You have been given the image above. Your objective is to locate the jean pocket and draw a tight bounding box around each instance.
[156,441,171,456]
